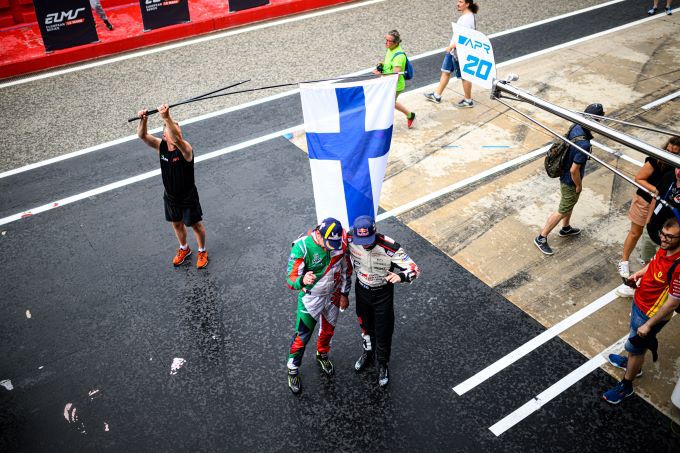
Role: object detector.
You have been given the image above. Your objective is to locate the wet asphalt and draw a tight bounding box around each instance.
[2,0,680,451]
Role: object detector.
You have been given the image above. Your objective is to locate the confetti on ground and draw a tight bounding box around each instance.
[170,358,186,375]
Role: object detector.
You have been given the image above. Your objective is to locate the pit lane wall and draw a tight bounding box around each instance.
[0,0,354,80]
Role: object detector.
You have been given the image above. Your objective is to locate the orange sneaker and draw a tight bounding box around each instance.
[173,247,191,266]
[196,250,209,269]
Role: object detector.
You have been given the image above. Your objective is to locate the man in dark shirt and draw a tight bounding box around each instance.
[534,103,605,255]
[137,104,208,269]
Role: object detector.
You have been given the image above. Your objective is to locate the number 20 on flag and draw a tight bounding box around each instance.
[452,24,497,90]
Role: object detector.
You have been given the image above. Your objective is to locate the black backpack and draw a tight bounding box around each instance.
[544,129,586,178]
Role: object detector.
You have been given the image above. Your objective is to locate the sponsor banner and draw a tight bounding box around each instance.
[33,0,98,52]
[452,24,497,90]
[139,0,191,31]
[229,0,269,13]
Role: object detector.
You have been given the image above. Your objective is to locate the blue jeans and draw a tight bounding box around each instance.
[441,53,461,78]
[624,302,667,355]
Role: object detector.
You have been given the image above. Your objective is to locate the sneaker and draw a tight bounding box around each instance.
[648,7,657,15]
[617,261,630,278]
[104,20,114,31]
[424,92,442,104]
[533,236,554,255]
[196,250,209,269]
[607,354,643,377]
[615,284,635,298]
[287,368,301,394]
[173,247,191,266]
[407,112,416,129]
[316,352,334,376]
[602,381,634,404]
[666,7,672,15]
[455,99,474,108]
[354,350,374,372]
[378,363,389,387]
[558,226,581,237]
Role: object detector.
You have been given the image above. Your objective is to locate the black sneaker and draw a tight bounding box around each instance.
[287,369,301,394]
[354,350,374,372]
[647,7,657,15]
[558,226,581,237]
[104,20,114,31]
[316,352,334,376]
[378,363,389,387]
[533,236,554,255]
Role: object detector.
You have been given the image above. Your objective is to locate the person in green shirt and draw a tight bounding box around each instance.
[374,30,416,129]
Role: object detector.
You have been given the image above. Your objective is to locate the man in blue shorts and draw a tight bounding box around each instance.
[603,217,680,404]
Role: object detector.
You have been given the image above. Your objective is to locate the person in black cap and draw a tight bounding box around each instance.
[534,103,605,255]
[285,218,351,394]
[348,215,420,387]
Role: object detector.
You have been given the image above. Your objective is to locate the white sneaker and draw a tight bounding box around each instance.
[617,261,630,278]
[615,284,635,298]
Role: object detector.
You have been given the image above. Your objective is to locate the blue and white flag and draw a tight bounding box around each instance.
[300,76,397,230]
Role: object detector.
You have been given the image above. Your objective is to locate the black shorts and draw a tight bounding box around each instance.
[164,197,203,226]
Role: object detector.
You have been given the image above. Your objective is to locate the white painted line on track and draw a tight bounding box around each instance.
[0,0,386,89]
[641,90,680,111]
[592,140,644,167]
[453,288,620,396]
[0,126,300,227]
[1,3,665,179]
[377,145,549,221]
[488,334,628,437]
[487,0,626,39]
[491,11,674,70]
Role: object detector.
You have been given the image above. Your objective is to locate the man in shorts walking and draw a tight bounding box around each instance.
[603,217,680,404]
[137,104,208,269]
[534,103,605,255]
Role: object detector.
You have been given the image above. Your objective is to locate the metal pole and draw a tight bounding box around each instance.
[491,78,680,168]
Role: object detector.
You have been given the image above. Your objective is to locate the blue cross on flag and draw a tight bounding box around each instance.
[300,76,397,230]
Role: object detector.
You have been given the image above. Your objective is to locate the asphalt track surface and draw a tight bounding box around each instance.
[2,1,680,451]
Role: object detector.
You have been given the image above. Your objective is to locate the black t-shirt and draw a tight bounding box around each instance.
[159,140,199,207]
[636,157,672,203]
[646,171,680,245]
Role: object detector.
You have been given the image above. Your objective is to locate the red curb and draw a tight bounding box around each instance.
[0,0,354,80]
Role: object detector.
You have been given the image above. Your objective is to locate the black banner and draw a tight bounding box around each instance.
[139,0,191,31]
[229,0,270,12]
[33,0,98,52]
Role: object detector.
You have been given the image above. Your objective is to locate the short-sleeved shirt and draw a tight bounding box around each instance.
[636,157,672,203]
[451,13,476,58]
[646,172,680,245]
[383,45,407,92]
[559,124,591,186]
[634,247,680,318]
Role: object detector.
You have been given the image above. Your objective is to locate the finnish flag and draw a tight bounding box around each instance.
[300,76,397,230]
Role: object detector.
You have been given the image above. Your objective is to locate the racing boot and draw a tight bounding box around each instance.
[378,363,389,388]
[316,352,334,376]
[354,349,374,372]
[287,368,301,395]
